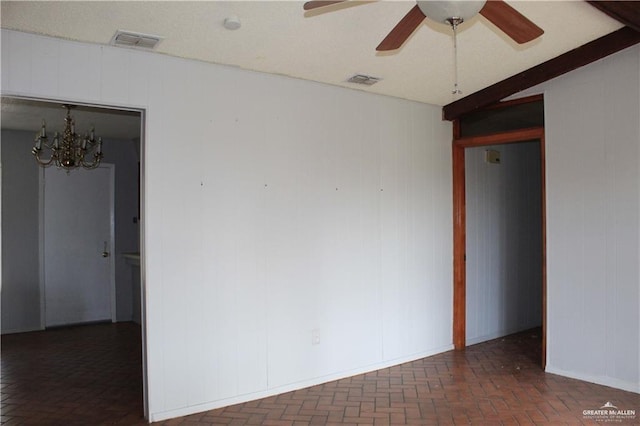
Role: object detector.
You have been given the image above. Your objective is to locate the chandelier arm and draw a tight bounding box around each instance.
[79,154,103,170]
[32,147,56,167]
[40,141,55,150]
[78,138,103,169]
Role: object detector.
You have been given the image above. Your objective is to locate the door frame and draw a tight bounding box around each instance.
[452,125,547,368]
[39,163,116,327]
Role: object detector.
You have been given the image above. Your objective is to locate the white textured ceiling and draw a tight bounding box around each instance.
[0,1,624,107]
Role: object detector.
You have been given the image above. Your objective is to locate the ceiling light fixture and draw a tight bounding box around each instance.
[32,105,103,170]
[416,0,486,24]
[417,0,487,95]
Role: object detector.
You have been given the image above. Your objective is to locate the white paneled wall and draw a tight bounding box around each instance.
[465,142,543,345]
[543,46,640,393]
[1,30,453,420]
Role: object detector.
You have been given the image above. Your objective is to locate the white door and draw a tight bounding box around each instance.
[43,164,115,327]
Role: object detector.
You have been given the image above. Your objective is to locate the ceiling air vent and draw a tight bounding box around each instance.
[110,30,163,50]
[346,74,382,86]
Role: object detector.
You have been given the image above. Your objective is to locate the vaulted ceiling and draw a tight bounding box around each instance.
[1,1,639,122]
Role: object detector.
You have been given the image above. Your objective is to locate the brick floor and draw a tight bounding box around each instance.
[1,323,144,425]
[1,323,638,425]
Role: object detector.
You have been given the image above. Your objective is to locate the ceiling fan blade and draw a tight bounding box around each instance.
[479,0,544,44]
[376,5,426,51]
[303,1,347,11]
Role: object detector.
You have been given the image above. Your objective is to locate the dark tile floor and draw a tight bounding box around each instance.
[1,322,144,425]
[1,323,638,425]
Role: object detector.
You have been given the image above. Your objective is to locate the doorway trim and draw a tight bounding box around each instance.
[452,126,547,368]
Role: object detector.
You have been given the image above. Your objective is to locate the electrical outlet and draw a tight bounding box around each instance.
[485,149,501,164]
[312,329,320,345]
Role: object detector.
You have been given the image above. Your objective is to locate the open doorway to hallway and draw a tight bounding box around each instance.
[465,140,543,350]
[0,96,147,422]
[452,96,546,368]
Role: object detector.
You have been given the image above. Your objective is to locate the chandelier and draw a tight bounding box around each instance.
[32,104,103,170]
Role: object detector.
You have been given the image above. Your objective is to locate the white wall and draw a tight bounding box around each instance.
[0,129,140,331]
[1,130,41,333]
[542,46,640,393]
[465,142,543,345]
[1,30,453,420]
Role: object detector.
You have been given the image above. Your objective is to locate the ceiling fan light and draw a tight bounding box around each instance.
[417,0,487,24]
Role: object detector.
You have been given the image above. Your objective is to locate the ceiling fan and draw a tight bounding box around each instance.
[303,0,544,51]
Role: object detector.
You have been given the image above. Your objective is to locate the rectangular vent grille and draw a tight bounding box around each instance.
[111,30,163,50]
[347,74,382,86]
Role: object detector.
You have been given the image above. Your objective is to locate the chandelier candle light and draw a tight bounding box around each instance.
[32,104,103,170]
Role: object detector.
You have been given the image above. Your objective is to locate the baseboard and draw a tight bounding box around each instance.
[466,324,541,346]
[1,325,43,335]
[149,343,454,422]
[45,319,112,330]
[545,364,640,395]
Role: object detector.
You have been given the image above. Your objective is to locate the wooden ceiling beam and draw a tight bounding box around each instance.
[588,1,640,33]
[442,26,640,121]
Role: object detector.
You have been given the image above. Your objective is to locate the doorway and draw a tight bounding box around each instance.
[0,96,147,419]
[452,97,547,368]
